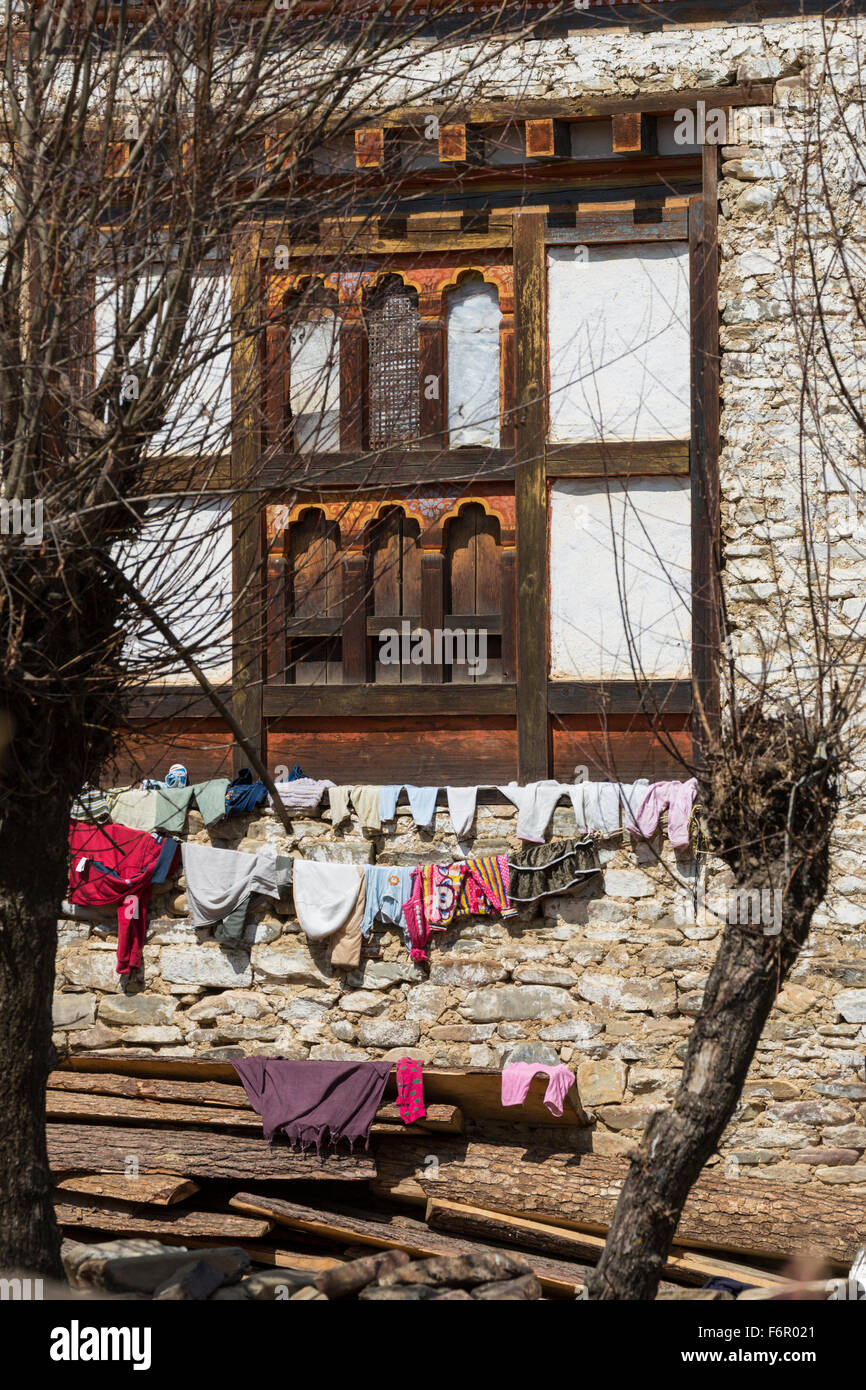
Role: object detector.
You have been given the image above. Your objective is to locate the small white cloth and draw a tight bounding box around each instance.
[292,861,364,939]
[269,779,334,814]
[182,842,289,928]
[446,786,479,839]
[498,779,651,841]
[498,780,568,842]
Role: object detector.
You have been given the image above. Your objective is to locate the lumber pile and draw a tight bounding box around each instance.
[46,1054,849,1300]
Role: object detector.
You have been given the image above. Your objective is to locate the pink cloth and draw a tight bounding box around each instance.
[501,1062,576,1117]
[628,777,698,849]
[395,1057,426,1124]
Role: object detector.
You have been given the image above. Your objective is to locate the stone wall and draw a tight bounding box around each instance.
[54,796,866,1192]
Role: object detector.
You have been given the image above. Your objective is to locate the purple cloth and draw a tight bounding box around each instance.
[628,778,698,849]
[232,1058,392,1153]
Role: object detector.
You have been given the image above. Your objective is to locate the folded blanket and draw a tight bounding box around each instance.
[232,1058,392,1152]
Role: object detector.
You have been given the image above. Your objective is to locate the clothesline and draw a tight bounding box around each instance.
[74,770,698,847]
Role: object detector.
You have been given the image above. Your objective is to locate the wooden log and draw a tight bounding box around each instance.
[47,1077,462,1133]
[425,1199,793,1290]
[46,1091,260,1129]
[54,1173,199,1207]
[54,1199,273,1242]
[371,1138,866,1265]
[229,1191,589,1297]
[48,1124,375,1182]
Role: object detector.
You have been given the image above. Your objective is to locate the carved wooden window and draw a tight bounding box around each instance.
[366,276,421,448]
[369,506,422,684]
[287,509,343,684]
[445,503,503,683]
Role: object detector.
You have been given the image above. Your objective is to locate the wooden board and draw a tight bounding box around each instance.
[426,1199,793,1290]
[54,1199,273,1242]
[371,1138,865,1265]
[54,1173,199,1207]
[48,1123,375,1183]
[229,1191,589,1297]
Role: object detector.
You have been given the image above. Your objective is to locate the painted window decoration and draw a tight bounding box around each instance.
[446,273,502,448]
[547,242,690,444]
[366,276,421,448]
[549,478,692,681]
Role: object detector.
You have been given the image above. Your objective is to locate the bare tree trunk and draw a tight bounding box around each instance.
[0,801,68,1277]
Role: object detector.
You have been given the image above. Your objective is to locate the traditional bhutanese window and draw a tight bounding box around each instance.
[287,281,341,454]
[366,275,421,448]
[287,508,343,684]
[445,503,503,683]
[446,273,501,449]
[369,506,422,684]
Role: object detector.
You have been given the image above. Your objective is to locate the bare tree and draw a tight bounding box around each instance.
[0,0,538,1276]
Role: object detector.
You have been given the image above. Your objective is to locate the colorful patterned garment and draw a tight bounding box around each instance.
[458,853,517,919]
[402,863,466,961]
[395,1057,426,1124]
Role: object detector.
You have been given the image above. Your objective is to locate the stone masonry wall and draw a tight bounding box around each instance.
[54,796,866,1193]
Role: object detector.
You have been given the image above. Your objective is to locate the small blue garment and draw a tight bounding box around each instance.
[225,768,268,817]
[379,784,439,829]
[150,836,180,884]
[362,865,415,937]
[287,764,305,782]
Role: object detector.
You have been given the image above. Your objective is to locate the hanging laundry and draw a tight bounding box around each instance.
[501,1062,577,1118]
[225,768,269,817]
[446,785,479,839]
[232,1058,392,1152]
[395,1057,426,1124]
[68,822,179,973]
[458,853,518,919]
[571,779,649,837]
[362,865,415,937]
[105,788,161,832]
[507,837,601,903]
[628,777,698,849]
[328,785,381,832]
[269,778,334,814]
[380,785,439,829]
[329,871,367,969]
[154,778,230,834]
[70,786,111,824]
[497,780,570,842]
[292,860,364,940]
[401,862,466,962]
[181,842,291,929]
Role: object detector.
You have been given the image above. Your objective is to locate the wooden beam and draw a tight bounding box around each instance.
[545,438,689,477]
[230,230,265,772]
[48,1123,375,1182]
[54,1173,199,1207]
[54,1199,273,1242]
[690,143,722,761]
[354,128,384,169]
[372,1138,864,1265]
[524,119,570,160]
[262,683,516,717]
[513,212,550,782]
[547,679,692,715]
[611,112,656,155]
[425,1200,794,1290]
[228,1192,589,1298]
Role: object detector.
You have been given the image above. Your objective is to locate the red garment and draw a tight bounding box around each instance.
[395,1057,426,1124]
[67,822,170,973]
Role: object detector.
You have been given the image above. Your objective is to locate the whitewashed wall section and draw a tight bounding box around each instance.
[117,498,233,683]
[547,242,690,443]
[446,277,501,448]
[95,269,232,455]
[289,312,342,452]
[549,478,691,680]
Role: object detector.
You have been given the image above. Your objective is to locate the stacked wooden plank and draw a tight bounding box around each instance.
[49,1055,859,1298]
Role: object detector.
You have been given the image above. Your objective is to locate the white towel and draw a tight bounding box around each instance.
[269,778,334,814]
[182,842,288,929]
[292,861,364,939]
[446,786,478,839]
[498,780,569,842]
